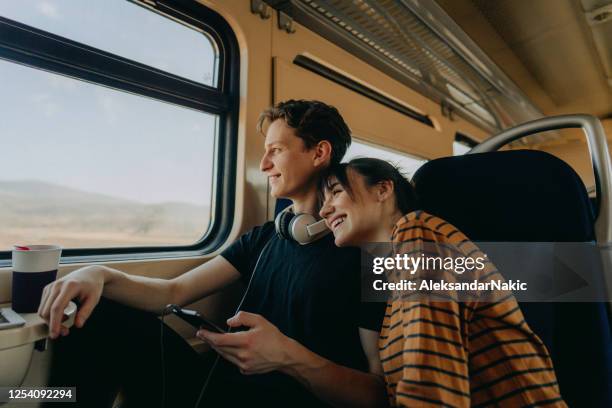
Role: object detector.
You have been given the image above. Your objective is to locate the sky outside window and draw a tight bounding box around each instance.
[0,0,218,86]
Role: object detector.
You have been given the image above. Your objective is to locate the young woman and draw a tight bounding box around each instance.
[319,157,565,407]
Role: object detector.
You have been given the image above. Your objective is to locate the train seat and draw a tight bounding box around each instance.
[412,149,612,407]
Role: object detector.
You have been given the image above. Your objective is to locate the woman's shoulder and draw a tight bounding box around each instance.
[392,210,467,243]
[393,210,443,231]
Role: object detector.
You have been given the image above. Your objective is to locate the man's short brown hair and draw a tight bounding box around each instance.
[257,99,351,165]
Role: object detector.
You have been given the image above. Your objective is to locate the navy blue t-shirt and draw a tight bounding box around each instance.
[212,222,384,406]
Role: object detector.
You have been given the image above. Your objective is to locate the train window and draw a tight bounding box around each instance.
[0,1,238,262]
[345,140,427,178]
[454,132,477,155]
[0,60,215,250]
[0,1,218,86]
[453,141,471,155]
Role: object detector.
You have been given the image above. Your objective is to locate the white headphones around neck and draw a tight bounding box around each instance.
[274,204,330,245]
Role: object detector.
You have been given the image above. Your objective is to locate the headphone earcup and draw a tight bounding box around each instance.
[289,213,318,245]
[274,205,328,244]
[275,210,295,241]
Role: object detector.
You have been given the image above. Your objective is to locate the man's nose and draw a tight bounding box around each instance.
[260,152,272,172]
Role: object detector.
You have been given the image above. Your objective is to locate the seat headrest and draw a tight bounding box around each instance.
[412,150,594,242]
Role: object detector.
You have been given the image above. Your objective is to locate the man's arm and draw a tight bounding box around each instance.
[103,255,241,310]
[39,255,241,339]
[282,327,387,407]
[198,312,388,408]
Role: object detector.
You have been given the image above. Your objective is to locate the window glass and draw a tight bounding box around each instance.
[345,140,427,178]
[0,0,218,86]
[453,141,471,155]
[0,60,215,250]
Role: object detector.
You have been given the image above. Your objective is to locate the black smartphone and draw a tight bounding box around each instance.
[166,304,225,333]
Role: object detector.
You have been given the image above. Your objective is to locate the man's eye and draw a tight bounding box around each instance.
[332,189,342,196]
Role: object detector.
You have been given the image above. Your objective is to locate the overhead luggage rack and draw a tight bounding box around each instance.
[265,0,552,144]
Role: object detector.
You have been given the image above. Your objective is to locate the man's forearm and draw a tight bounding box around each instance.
[102,266,176,313]
[280,338,388,408]
[97,256,240,314]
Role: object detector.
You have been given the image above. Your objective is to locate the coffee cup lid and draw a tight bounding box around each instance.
[13,245,62,252]
[12,245,62,273]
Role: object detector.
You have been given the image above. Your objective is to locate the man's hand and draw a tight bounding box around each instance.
[196,311,295,375]
[38,265,106,339]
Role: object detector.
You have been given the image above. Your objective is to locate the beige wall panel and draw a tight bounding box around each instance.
[530,119,612,188]
[538,140,595,188]
[446,114,491,143]
[274,58,449,158]
[603,119,612,141]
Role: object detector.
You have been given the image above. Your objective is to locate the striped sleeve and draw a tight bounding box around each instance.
[468,298,563,407]
[381,300,471,407]
[381,211,472,407]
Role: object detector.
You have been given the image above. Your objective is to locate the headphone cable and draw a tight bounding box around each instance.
[193,238,273,408]
[159,238,273,408]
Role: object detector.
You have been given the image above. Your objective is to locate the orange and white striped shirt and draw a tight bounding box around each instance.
[379,211,566,407]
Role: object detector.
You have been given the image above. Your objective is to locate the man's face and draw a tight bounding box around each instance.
[259,119,320,199]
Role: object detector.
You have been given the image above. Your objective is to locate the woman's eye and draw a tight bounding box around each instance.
[332,189,342,196]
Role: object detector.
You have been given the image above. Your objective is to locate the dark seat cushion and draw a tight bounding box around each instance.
[412,150,595,242]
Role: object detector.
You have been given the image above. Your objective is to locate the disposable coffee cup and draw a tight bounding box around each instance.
[12,245,62,313]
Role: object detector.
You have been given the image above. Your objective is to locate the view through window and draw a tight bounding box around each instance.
[345,140,427,178]
[453,141,471,155]
[0,2,219,250]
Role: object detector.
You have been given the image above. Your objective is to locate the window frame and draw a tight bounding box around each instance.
[0,0,239,265]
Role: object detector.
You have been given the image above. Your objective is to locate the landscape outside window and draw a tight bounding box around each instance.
[0,1,218,250]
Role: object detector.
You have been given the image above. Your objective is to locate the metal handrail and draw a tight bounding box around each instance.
[468,114,612,245]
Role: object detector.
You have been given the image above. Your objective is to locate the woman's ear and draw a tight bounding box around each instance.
[377,180,394,202]
[313,140,332,167]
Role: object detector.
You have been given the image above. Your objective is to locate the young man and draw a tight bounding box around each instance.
[40,100,387,407]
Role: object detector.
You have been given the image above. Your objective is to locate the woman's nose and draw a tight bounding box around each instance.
[319,200,333,219]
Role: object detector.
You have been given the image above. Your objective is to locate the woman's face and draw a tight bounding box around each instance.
[319,170,381,246]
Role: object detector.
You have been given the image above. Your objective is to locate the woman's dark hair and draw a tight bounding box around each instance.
[257,99,351,166]
[322,157,417,214]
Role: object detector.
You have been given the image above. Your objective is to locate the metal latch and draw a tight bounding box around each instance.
[251,0,271,20]
[278,11,296,33]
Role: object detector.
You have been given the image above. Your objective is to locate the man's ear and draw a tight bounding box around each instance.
[377,180,394,202]
[313,140,332,167]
